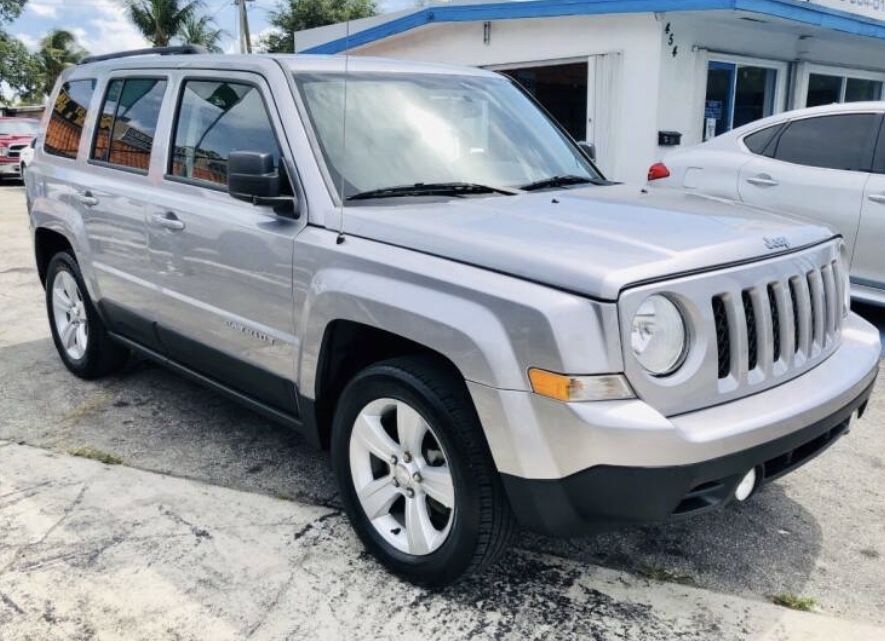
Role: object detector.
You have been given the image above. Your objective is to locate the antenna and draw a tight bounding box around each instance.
[336,19,352,244]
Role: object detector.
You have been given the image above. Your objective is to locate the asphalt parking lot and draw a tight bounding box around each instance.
[1,181,884,640]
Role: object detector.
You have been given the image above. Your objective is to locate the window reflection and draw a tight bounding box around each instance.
[92,78,166,171]
[45,80,96,159]
[170,81,280,186]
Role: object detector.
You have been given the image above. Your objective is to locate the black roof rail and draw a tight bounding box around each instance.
[79,45,208,65]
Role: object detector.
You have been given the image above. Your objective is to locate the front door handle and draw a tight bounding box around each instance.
[151,212,186,231]
[77,190,99,207]
[746,175,779,188]
[868,193,885,205]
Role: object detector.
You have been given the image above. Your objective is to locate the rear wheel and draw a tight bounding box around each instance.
[45,252,129,379]
[331,355,515,586]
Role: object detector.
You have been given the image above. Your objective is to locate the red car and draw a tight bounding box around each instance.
[0,117,41,182]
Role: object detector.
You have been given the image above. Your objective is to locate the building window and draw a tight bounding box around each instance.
[704,61,777,140]
[499,62,588,142]
[806,73,884,107]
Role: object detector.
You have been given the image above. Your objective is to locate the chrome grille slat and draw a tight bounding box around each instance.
[821,263,837,342]
[832,260,843,333]
[793,275,813,358]
[808,270,825,352]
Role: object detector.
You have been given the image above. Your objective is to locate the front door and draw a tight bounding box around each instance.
[147,72,302,415]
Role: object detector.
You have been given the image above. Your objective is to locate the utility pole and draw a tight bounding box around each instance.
[235,0,252,54]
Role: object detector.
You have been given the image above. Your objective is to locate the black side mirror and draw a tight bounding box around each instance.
[578,141,596,162]
[228,151,280,199]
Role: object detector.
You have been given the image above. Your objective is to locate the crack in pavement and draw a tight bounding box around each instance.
[0,484,88,578]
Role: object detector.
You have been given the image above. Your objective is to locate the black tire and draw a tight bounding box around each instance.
[45,252,129,379]
[331,355,516,586]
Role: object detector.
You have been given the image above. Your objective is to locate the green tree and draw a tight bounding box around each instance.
[37,29,87,97]
[0,34,41,105]
[0,0,27,25]
[177,14,226,53]
[263,0,377,53]
[125,0,203,47]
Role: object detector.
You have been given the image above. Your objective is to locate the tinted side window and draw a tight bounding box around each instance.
[45,80,96,159]
[91,78,167,172]
[170,80,280,186]
[743,124,782,156]
[773,114,879,171]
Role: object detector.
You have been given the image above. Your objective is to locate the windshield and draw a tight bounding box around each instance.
[0,120,39,136]
[293,72,601,200]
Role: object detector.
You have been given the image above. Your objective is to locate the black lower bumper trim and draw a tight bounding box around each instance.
[501,377,875,537]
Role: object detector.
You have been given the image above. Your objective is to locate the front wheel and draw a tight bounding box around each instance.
[331,356,515,586]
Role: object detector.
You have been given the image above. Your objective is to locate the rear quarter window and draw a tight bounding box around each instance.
[742,124,782,156]
[44,80,96,159]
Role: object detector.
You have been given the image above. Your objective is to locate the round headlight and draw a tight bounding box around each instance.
[630,295,687,375]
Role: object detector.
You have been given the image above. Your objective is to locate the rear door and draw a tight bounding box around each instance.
[81,74,170,350]
[851,115,885,296]
[146,71,302,415]
[737,113,879,258]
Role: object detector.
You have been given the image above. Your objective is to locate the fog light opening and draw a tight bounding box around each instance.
[734,468,758,502]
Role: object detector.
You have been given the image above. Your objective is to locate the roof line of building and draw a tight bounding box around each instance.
[302,0,885,54]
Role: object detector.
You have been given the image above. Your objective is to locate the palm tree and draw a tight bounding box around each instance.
[125,0,203,47]
[177,14,226,53]
[37,29,87,97]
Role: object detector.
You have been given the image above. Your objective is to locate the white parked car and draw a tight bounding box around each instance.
[648,102,885,305]
[19,137,36,173]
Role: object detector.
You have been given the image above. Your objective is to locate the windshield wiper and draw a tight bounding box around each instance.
[518,174,598,191]
[346,182,519,201]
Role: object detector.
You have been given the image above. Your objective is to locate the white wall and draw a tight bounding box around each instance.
[352,14,664,184]
[654,12,885,163]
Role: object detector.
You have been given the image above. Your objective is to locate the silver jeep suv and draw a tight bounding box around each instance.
[26,49,881,586]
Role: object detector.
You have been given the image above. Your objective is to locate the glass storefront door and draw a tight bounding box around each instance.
[704,61,777,140]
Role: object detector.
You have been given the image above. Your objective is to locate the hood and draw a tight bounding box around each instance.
[341,184,835,300]
[0,134,33,144]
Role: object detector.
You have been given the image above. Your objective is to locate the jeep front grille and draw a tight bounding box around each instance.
[712,260,844,381]
[618,240,844,417]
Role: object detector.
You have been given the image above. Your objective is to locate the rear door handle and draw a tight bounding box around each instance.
[868,193,885,205]
[151,212,186,231]
[77,190,99,207]
[746,175,779,188]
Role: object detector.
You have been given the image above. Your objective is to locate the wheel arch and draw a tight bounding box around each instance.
[34,226,75,287]
[305,319,484,450]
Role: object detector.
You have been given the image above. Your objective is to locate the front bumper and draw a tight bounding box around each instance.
[468,313,880,536]
[0,160,21,175]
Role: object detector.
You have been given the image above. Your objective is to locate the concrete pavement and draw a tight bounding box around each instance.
[1,182,884,639]
[2,441,884,641]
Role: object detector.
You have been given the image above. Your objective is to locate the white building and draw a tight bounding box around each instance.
[295,0,885,183]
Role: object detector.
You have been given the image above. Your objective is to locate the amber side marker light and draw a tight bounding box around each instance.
[528,368,635,402]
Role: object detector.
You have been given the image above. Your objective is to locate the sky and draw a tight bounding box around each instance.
[9,0,417,57]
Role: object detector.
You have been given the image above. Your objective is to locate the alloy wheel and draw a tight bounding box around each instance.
[52,270,88,361]
[348,397,455,556]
